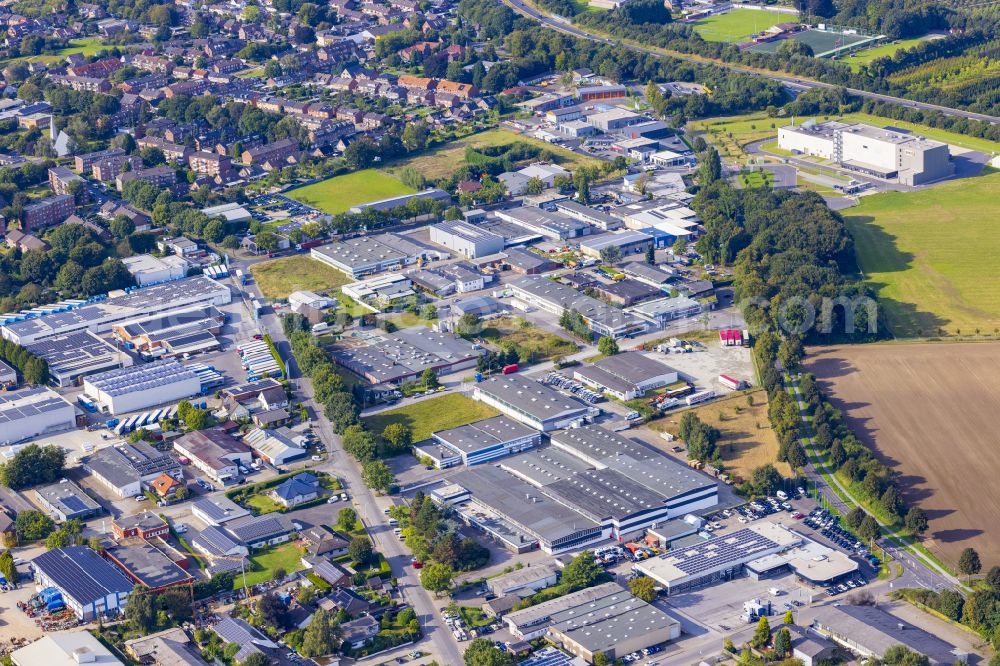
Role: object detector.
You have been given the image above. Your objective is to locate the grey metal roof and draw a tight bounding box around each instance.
[813,605,964,664]
[105,540,192,589]
[547,584,678,654]
[192,525,244,556]
[32,546,134,605]
[0,387,74,428]
[433,415,539,455]
[510,276,641,333]
[474,374,590,424]
[34,480,101,518]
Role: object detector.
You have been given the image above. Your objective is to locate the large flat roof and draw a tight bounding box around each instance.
[474,374,591,424]
[813,605,964,664]
[312,232,433,270]
[12,633,123,666]
[333,327,482,383]
[85,359,198,398]
[25,330,125,379]
[433,415,539,454]
[106,540,192,589]
[510,276,642,333]
[0,386,74,427]
[577,352,675,386]
[432,219,505,244]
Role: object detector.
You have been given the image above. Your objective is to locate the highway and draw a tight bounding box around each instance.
[501,0,1000,126]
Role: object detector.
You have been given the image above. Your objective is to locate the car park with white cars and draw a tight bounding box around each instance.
[543,372,605,404]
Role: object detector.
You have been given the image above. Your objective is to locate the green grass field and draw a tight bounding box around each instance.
[287,169,416,214]
[693,9,797,43]
[249,255,354,299]
[383,128,602,179]
[235,543,305,589]
[362,393,500,443]
[839,37,928,71]
[245,494,284,515]
[847,171,1000,337]
[739,170,774,188]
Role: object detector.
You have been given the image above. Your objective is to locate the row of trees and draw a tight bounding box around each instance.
[0,337,49,385]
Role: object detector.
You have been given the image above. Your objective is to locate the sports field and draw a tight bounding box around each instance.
[846,171,1000,338]
[839,37,929,71]
[287,169,415,214]
[807,342,1000,569]
[749,29,876,57]
[692,9,796,42]
[249,255,353,299]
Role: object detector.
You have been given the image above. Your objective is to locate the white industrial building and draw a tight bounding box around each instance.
[573,352,678,400]
[0,386,76,444]
[777,120,954,185]
[83,359,201,415]
[472,374,595,432]
[121,254,189,286]
[0,276,232,345]
[429,220,506,258]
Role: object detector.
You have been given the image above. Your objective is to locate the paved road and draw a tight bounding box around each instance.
[233,261,467,666]
[502,0,1000,126]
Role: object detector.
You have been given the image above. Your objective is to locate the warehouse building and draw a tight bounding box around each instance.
[472,374,594,432]
[495,207,592,241]
[25,330,131,386]
[777,121,953,186]
[554,200,623,231]
[586,109,643,132]
[243,427,307,465]
[438,425,716,552]
[84,360,201,415]
[509,276,645,339]
[311,232,445,278]
[84,442,180,499]
[111,305,225,358]
[430,219,506,258]
[121,254,189,286]
[103,539,193,593]
[579,229,653,259]
[32,546,134,620]
[174,428,252,486]
[333,327,482,385]
[348,188,451,215]
[573,352,678,400]
[416,415,542,468]
[503,581,680,662]
[1,276,232,345]
[34,479,102,522]
[0,386,76,444]
[545,584,680,663]
[12,632,125,666]
[488,562,561,597]
[811,605,967,665]
[626,295,705,328]
[591,279,661,307]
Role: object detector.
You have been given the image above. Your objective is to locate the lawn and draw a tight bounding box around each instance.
[648,389,790,481]
[235,542,305,590]
[383,128,602,178]
[286,169,416,214]
[839,37,929,72]
[245,494,284,515]
[3,38,107,65]
[249,255,354,299]
[739,170,773,188]
[478,317,578,364]
[693,9,797,43]
[362,393,500,443]
[845,170,1000,338]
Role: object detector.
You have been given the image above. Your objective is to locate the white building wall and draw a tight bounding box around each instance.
[839,132,898,171]
[777,127,835,158]
[87,375,201,415]
[0,402,76,444]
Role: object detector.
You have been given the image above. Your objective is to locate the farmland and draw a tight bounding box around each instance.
[382,128,601,177]
[362,393,500,443]
[807,342,1000,569]
[648,390,789,481]
[249,255,354,300]
[846,171,1000,338]
[692,9,796,43]
[286,169,415,214]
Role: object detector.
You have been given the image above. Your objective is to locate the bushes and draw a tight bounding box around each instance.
[679,412,720,462]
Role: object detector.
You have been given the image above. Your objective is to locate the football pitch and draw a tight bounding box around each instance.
[750,29,877,57]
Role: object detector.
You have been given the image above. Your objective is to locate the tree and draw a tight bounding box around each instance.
[879,646,930,666]
[904,506,928,534]
[524,176,545,195]
[126,585,156,632]
[109,215,135,239]
[420,562,454,595]
[698,146,722,184]
[0,444,65,490]
[337,507,358,532]
[258,591,291,629]
[986,566,1000,591]
[783,609,795,625]
[751,615,771,648]
[348,536,373,566]
[597,336,619,356]
[645,245,656,265]
[594,652,610,666]
[599,245,622,265]
[959,547,982,581]
[751,464,782,495]
[300,608,338,658]
[573,170,590,203]
[774,627,792,657]
[464,637,515,666]
[859,514,881,543]
[561,551,605,591]
[224,643,241,662]
[629,576,656,602]
[362,460,394,492]
[0,550,15,583]
[382,423,413,455]
[241,652,271,666]
[342,425,377,462]
[15,510,53,541]
[421,368,439,389]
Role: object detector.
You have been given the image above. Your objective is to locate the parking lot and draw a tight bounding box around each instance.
[644,344,755,394]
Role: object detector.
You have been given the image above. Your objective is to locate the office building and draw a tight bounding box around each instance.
[416,415,542,468]
[83,359,201,415]
[509,276,645,339]
[0,386,76,444]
